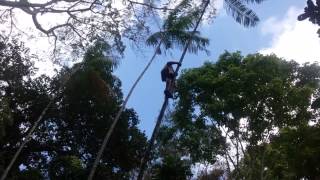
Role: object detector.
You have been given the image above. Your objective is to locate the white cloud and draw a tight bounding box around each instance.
[260,7,320,64]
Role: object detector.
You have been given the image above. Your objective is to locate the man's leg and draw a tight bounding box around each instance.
[164,79,173,98]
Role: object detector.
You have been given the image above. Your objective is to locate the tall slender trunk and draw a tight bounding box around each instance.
[225,154,231,179]
[0,64,82,180]
[0,100,53,180]
[87,41,162,180]
[236,132,239,178]
[226,149,237,172]
[136,1,210,179]
[136,97,168,180]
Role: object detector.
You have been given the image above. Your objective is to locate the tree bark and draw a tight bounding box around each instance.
[0,64,82,180]
[87,41,162,180]
[136,97,168,180]
[1,100,52,180]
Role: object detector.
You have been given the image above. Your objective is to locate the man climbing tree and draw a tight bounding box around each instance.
[161,61,181,98]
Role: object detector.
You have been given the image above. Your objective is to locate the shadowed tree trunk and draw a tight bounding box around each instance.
[136,1,211,179]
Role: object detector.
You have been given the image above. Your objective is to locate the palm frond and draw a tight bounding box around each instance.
[165,30,209,54]
[167,15,195,31]
[224,0,260,27]
[146,0,209,54]
[165,0,193,28]
[146,31,163,47]
[146,29,209,54]
[182,31,210,54]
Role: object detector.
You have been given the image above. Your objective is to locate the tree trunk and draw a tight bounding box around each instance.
[87,41,162,180]
[136,97,168,180]
[0,65,82,180]
[1,100,53,180]
[136,1,211,179]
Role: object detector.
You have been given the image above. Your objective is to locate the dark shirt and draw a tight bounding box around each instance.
[161,62,180,82]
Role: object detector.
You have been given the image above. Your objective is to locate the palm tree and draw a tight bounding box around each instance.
[146,3,210,54]
[137,0,267,179]
[87,1,210,179]
[88,0,266,179]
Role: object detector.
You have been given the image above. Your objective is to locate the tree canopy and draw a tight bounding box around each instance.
[1,43,320,179]
[151,52,320,179]
[0,0,265,59]
[0,39,147,179]
[1,1,319,179]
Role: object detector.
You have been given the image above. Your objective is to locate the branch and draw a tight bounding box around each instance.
[31,13,48,34]
[0,0,83,8]
[225,148,237,170]
[0,0,60,8]
[236,135,246,158]
[0,0,140,57]
[0,0,99,34]
[127,0,174,11]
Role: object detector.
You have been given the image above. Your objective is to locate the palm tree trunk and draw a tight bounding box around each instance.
[175,0,209,70]
[87,41,162,180]
[136,1,210,179]
[136,97,168,180]
[0,100,53,180]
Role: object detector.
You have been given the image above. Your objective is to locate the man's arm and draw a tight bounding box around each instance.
[167,61,181,66]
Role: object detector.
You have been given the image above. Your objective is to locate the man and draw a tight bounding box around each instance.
[161,61,181,98]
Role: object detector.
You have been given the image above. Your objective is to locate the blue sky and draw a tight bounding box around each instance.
[114,0,320,136]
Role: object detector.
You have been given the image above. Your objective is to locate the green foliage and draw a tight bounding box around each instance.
[312,97,320,109]
[264,126,320,179]
[146,0,266,54]
[176,51,319,141]
[47,43,147,179]
[0,39,51,177]
[198,169,224,180]
[12,169,43,180]
[224,0,266,27]
[156,111,225,166]
[0,97,12,139]
[49,156,84,180]
[0,40,147,179]
[151,155,192,180]
[168,51,320,178]
[236,125,320,179]
[146,0,209,54]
